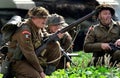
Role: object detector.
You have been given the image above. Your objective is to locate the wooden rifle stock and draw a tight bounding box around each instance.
[35,10,96,56]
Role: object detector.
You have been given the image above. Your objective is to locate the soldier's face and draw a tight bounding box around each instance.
[49,25,61,33]
[98,10,112,25]
[32,17,47,28]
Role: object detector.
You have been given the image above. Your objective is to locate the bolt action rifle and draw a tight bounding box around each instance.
[35,10,97,65]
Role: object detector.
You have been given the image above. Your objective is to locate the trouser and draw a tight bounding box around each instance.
[56,56,67,69]
[88,50,120,66]
[111,50,120,65]
[12,61,41,78]
[2,65,14,78]
[45,41,61,66]
[44,65,56,75]
[39,41,61,75]
[3,71,14,78]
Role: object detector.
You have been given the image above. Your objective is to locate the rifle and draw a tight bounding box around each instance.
[67,53,80,57]
[60,47,77,66]
[109,43,120,51]
[35,10,97,56]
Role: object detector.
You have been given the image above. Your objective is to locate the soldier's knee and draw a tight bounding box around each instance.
[112,50,120,61]
[45,65,56,75]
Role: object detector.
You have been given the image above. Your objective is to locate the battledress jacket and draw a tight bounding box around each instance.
[9,19,43,73]
[84,20,120,58]
[59,32,73,53]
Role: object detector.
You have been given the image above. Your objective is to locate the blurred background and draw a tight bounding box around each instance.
[0,0,120,52]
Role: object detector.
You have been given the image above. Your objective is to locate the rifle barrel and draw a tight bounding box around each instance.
[59,10,96,33]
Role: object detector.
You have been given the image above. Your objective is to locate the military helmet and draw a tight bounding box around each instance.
[95,4,115,17]
[46,13,68,27]
[28,7,49,18]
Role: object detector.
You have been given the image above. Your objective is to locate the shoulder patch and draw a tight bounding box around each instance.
[22,30,31,40]
[22,30,31,35]
[116,21,120,26]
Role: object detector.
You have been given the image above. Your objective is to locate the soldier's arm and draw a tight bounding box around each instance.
[14,27,43,73]
[83,26,103,53]
[62,32,73,53]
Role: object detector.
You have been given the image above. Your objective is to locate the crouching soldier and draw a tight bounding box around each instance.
[84,4,120,67]
[46,14,73,69]
[1,7,61,78]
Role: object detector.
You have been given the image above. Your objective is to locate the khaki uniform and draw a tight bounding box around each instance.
[84,20,120,66]
[46,13,73,69]
[8,19,61,78]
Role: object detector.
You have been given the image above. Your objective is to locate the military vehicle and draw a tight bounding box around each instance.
[0,0,35,28]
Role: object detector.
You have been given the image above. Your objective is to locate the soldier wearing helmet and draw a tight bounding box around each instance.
[28,7,49,18]
[46,13,68,32]
[84,4,120,67]
[46,14,73,69]
[95,4,115,17]
[3,7,61,78]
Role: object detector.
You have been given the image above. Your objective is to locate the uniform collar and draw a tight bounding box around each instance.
[99,19,117,28]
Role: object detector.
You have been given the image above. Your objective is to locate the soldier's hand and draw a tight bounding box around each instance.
[39,72,46,78]
[66,62,71,68]
[57,33,64,39]
[114,39,120,47]
[101,43,111,51]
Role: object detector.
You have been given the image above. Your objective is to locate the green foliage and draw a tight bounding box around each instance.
[46,51,120,78]
[1,51,120,78]
[0,74,3,78]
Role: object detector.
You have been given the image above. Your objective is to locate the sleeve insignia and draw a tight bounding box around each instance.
[22,30,31,35]
[25,34,30,39]
[22,30,31,39]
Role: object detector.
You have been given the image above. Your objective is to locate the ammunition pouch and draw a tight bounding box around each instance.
[38,57,47,66]
[0,46,8,55]
[1,57,11,74]
[1,46,23,76]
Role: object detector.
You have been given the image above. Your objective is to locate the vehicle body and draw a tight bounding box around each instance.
[0,0,35,28]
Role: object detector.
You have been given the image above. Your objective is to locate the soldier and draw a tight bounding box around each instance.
[46,14,73,69]
[83,4,120,66]
[1,7,61,78]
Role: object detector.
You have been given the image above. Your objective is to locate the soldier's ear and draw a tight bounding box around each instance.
[97,13,101,20]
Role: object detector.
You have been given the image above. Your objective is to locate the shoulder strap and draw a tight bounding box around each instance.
[16,23,30,33]
[116,21,120,26]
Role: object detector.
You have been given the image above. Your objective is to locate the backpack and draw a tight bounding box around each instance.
[0,15,22,54]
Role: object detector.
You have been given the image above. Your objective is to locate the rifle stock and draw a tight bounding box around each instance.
[35,10,97,56]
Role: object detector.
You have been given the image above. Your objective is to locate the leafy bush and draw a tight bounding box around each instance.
[0,74,3,78]
[1,51,120,78]
[46,51,120,78]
